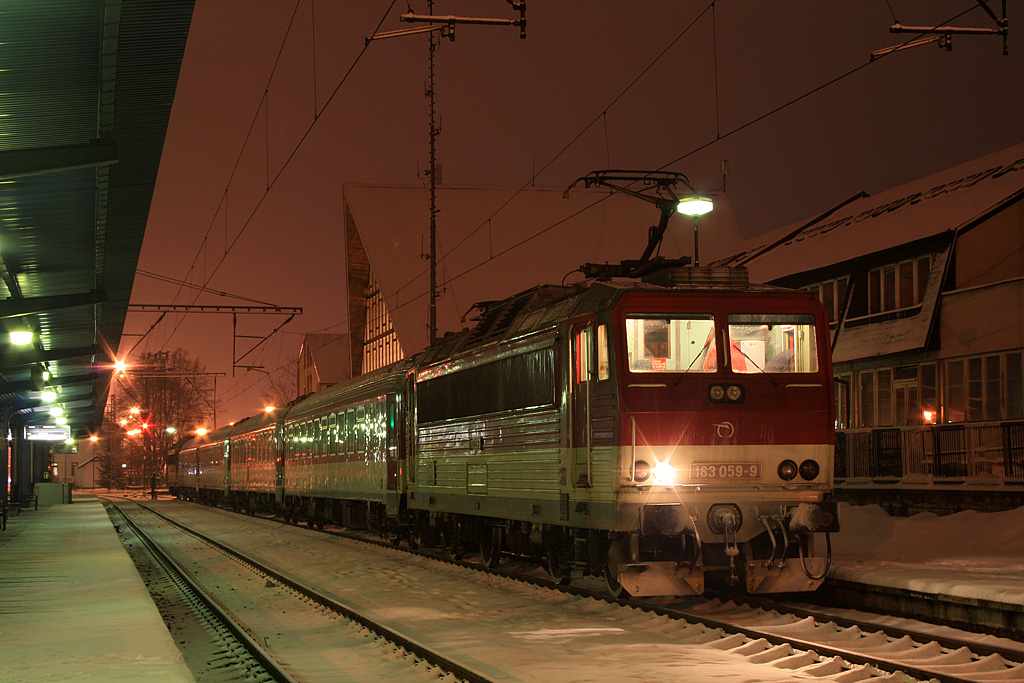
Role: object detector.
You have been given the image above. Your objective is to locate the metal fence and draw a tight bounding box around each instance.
[835,421,1024,483]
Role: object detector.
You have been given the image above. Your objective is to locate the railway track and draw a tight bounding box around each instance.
[104,497,478,682]
[124,498,1024,682]
[106,500,294,682]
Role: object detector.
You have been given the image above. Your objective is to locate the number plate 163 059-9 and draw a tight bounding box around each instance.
[689,463,762,480]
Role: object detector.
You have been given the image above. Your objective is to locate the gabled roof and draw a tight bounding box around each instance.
[713,143,1024,283]
[300,333,350,385]
[344,184,742,355]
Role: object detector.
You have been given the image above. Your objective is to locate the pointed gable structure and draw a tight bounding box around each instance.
[298,333,351,396]
[343,183,743,375]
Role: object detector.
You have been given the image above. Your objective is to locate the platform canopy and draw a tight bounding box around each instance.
[0,1,195,439]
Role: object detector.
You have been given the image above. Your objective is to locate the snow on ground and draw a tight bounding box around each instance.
[829,503,1024,606]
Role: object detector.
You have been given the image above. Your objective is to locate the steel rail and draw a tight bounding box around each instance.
[132,500,494,683]
[106,500,298,683]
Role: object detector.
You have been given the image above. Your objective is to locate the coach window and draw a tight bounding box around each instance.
[329,413,338,455]
[356,406,366,454]
[346,409,355,453]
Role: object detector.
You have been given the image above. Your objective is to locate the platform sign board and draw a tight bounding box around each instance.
[25,424,71,441]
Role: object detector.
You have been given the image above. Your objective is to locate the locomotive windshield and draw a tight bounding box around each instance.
[626,314,717,373]
[727,313,818,373]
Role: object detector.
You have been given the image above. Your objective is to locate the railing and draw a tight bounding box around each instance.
[835,420,1024,484]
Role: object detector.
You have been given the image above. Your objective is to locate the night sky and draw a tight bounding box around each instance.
[124,1,1024,425]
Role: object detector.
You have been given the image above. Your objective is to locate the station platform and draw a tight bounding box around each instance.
[0,494,194,682]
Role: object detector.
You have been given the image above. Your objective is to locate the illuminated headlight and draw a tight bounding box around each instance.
[777,459,798,481]
[799,459,820,480]
[633,460,651,483]
[652,461,676,485]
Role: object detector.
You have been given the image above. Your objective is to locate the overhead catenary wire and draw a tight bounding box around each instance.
[135,0,398,354]
[201,2,988,407]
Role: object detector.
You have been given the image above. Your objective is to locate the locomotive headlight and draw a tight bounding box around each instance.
[633,460,652,483]
[799,459,820,480]
[726,384,743,402]
[777,459,798,481]
[652,460,677,485]
[708,385,725,402]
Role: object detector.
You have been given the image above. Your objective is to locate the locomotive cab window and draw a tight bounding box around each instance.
[626,314,716,373]
[727,314,818,373]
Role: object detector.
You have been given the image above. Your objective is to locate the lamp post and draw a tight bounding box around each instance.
[677,196,714,268]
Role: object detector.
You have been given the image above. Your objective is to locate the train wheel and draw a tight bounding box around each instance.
[545,542,572,586]
[480,527,502,569]
[604,536,632,600]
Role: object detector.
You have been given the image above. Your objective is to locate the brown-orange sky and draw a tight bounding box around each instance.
[125,1,1023,425]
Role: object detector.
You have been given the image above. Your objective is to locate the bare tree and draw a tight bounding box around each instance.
[260,359,298,409]
[102,348,215,487]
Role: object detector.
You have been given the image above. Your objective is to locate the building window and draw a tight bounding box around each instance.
[805,277,849,322]
[946,359,965,423]
[944,353,1018,423]
[835,373,852,428]
[1008,353,1023,420]
[876,368,893,426]
[362,269,402,374]
[868,256,931,315]
[920,363,938,423]
[858,370,875,427]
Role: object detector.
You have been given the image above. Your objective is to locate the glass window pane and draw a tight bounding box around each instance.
[859,371,875,427]
[728,313,819,373]
[985,355,1001,421]
[877,369,892,426]
[597,324,610,381]
[883,266,897,311]
[899,261,914,307]
[868,270,881,314]
[920,363,938,423]
[1007,353,1023,419]
[968,357,984,421]
[946,360,964,423]
[626,315,716,373]
[822,282,834,320]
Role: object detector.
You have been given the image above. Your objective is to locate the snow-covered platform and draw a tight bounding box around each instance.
[0,495,194,682]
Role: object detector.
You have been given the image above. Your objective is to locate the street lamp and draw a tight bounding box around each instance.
[677,196,714,268]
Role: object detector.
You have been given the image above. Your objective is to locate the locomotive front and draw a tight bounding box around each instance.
[606,278,838,596]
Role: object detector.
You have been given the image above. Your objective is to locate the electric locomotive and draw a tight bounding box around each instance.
[408,265,838,596]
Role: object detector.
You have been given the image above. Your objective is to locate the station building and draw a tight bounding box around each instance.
[712,143,1024,508]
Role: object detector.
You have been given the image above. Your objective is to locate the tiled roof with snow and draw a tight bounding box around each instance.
[713,143,1024,284]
